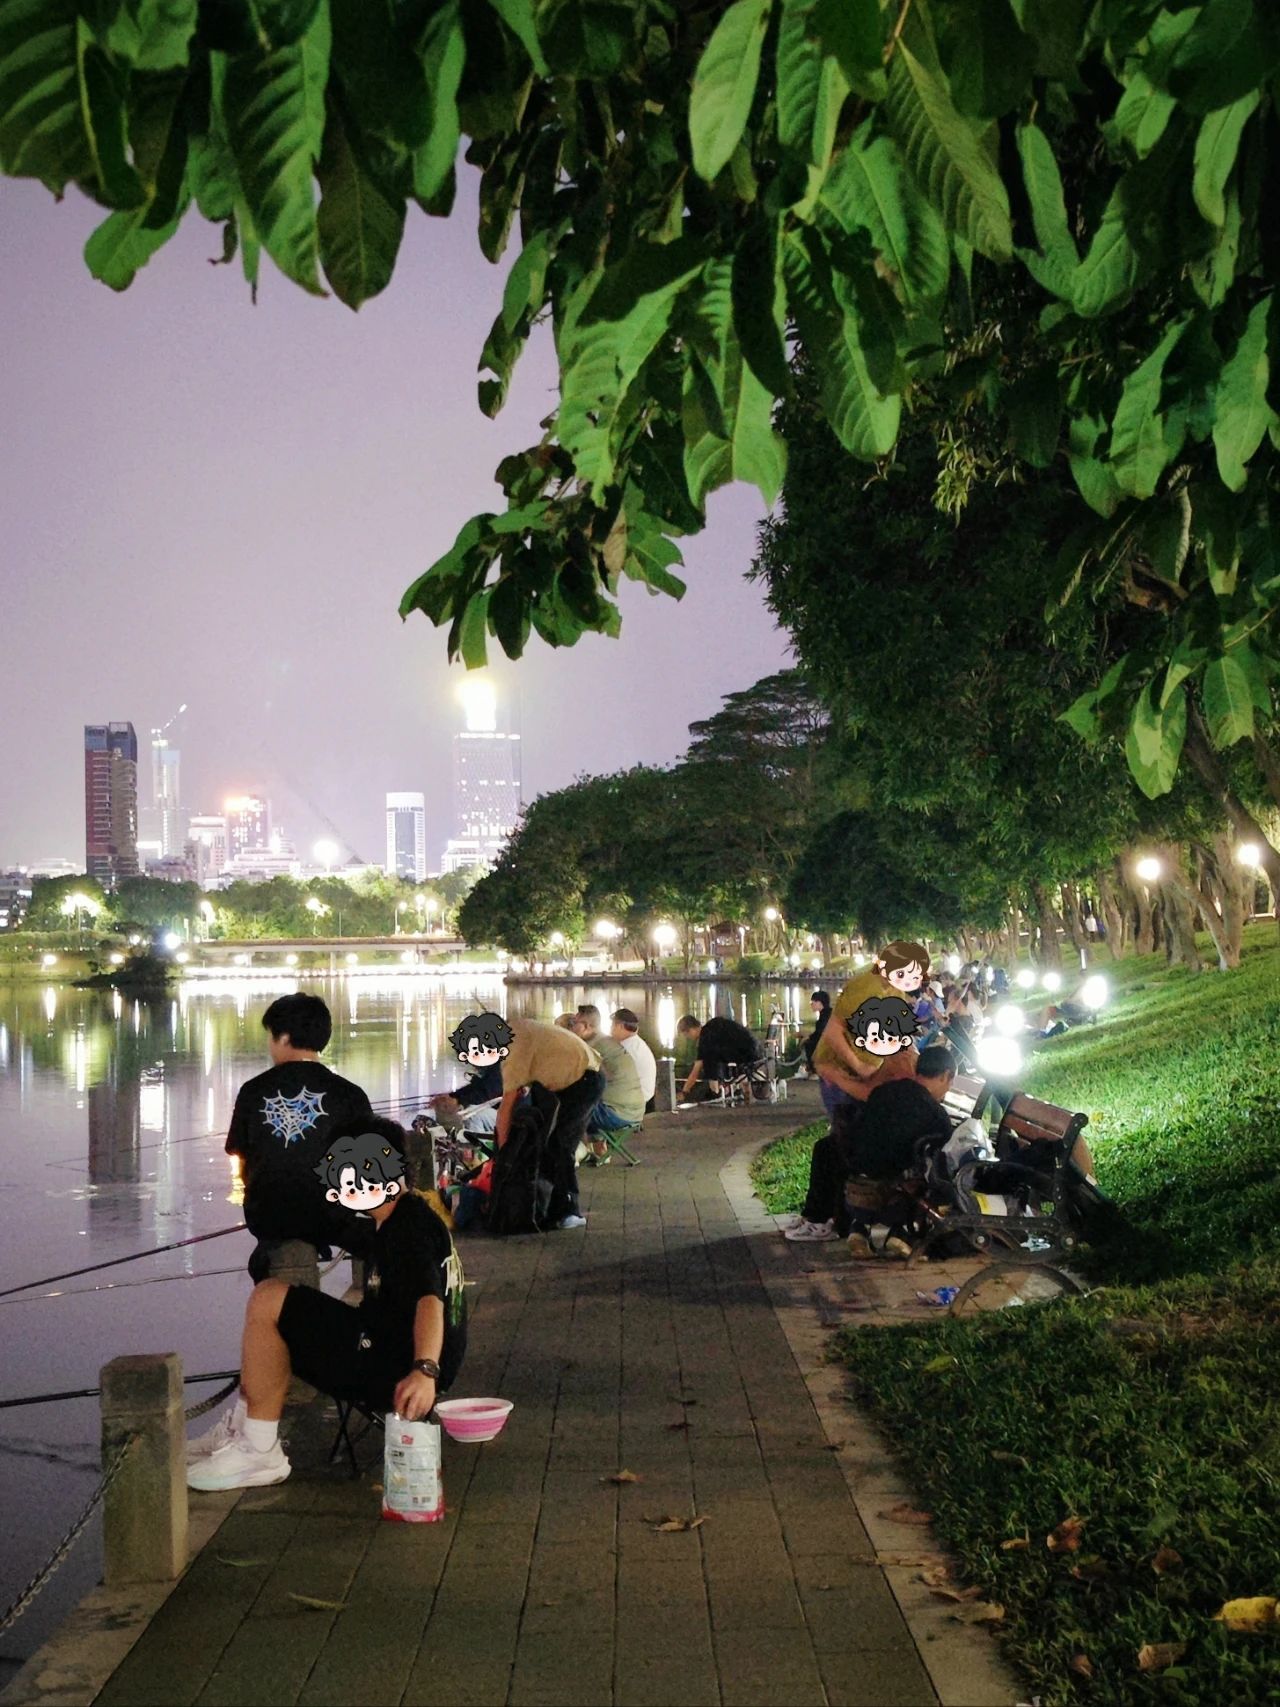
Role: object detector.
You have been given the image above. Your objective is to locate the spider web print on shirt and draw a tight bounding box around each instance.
[260,1087,328,1145]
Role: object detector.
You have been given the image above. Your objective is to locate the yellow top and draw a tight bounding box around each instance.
[813,968,894,1075]
[500,1016,600,1094]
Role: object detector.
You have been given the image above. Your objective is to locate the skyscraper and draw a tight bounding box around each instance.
[84,723,139,884]
[443,677,522,872]
[150,735,182,856]
[385,793,427,882]
[224,795,271,859]
[187,814,229,886]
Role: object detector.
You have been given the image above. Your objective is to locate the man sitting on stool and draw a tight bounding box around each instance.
[187,1119,466,1491]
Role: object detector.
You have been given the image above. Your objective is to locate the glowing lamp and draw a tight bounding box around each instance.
[976,1035,1023,1079]
[993,1004,1025,1036]
[945,953,961,977]
[162,931,181,952]
[1135,856,1163,883]
[1015,969,1036,990]
[1080,975,1110,1010]
[1041,971,1063,993]
[1237,843,1261,869]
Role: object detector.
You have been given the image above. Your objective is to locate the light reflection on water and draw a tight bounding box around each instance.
[0,971,815,1667]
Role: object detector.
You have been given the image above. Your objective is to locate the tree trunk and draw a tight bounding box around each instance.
[1059,882,1090,957]
[1180,840,1237,971]
[1030,882,1063,968]
[1121,866,1157,956]
[1251,730,1280,810]
[1154,848,1204,970]
[1095,870,1126,958]
[1184,706,1280,931]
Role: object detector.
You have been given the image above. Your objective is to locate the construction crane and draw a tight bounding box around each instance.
[152,703,187,740]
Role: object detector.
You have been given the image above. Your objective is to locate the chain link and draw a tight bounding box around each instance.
[0,1434,139,1635]
[183,1375,239,1423]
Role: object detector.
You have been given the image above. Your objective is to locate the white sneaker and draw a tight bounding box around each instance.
[185,1396,247,1463]
[556,1214,588,1230]
[781,1213,807,1231]
[784,1218,837,1242]
[186,1432,291,1492]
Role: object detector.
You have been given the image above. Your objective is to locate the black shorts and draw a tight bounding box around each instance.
[277,1286,408,1412]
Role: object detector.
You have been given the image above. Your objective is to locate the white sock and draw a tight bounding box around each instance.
[242,1416,279,1453]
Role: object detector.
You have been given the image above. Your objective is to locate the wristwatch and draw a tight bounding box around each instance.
[412,1358,441,1381]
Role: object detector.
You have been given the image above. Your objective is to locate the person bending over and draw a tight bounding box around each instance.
[676,1013,764,1100]
[493,1016,604,1230]
[225,994,377,1282]
[187,1119,466,1491]
[429,1011,514,1138]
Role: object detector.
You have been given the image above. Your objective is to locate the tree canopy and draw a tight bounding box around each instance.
[5,0,1278,804]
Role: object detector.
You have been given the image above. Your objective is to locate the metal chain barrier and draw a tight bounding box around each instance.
[183,1374,239,1422]
[0,1434,139,1636]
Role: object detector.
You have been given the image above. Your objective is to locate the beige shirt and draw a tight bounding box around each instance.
[500,1017,599,1094]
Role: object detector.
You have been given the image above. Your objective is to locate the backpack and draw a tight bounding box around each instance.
[485,1102,555,1236]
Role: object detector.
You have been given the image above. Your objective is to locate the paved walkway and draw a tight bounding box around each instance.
[5,1095,1019,1707]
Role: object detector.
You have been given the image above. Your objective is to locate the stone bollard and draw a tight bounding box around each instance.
[267,1239,321,1289]
[654,1056,677,1113]
[100,1354,187,1586]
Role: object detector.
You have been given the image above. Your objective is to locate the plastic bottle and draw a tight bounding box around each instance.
[381,1414,445,1523]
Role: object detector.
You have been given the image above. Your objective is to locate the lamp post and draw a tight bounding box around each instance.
[305,896,328,937]
[394,899,409,935]
[60,891,100,950]
[313,839,339,876]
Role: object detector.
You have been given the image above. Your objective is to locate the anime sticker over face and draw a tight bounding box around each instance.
[876,940,931,995]
[447,1012,514,1071]
[314,1132,406,1214]
[847,995,920,1057]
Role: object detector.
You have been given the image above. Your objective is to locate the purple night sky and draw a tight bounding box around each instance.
[0,172,791,870]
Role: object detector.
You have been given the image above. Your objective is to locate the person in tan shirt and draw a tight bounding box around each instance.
[494,1016,603,1229]
[814,942,932,1114]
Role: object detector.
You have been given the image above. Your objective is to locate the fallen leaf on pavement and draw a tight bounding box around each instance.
[879,1503,934,1526]
[1047,1516,1087,1553]
[216,1556,267,1569]
[1137,1642,1187,1672]
[952,1601,1005,1624]
[288,1593,347,1612]
[604,1470,641,1485]
[930,1585,984,1603]
[920,1565,953,1587]
[1070,1557,1110,1583]
[650,1514,707,1533]
[1214,1597,1279,1632]
[1000,1537,1031,1551]
[1151,1546,1183,1575]
[1069,1653,1094,1680]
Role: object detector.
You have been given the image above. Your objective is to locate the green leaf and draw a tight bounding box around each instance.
[689,0,772,184]
[454,589,491,668]
[413,0,465,202]
[683,259,787,508]
[1067,415,1123,518]
[400,513,494,621]
[98,0,197,70]
[218,1,330,293]
[1110,71,1176,160]
[1059,689,1100,741]
[885,1,1013,261]
[1213,294,1275,492]
[1010,0,1087,80]
[934,0,1034,120]
[77,19,147,205]
[1016,122,1078,298]
[810,0,881,80]
[822,123,950,307]
[485,0,546,75]
[1108,317,1188,499]
[732,213,790,396]
[84,195,186,287]
[316,99,405,309]
[540,0,632,77]
[622,509,687,599]
[0,0,93,192]
[1202,651,1257,746]
[777,0,821,158]
[1192,90,1258,225]
[1125,682,1186,798]
[783,228,901,460]
[1167,0,1280,115]
[328,0,429,149]
[1071,184,1142,318]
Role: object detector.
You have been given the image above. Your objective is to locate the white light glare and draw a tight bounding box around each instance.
[1080,975,1110,1010]
[976,1035,1023,1079]
[162,931,181,952]
[993,1004,1025,1036]
[1041,971,1063,993]
[945,953,961,977]
[1237,843,1261,869]
[1135,856,1163,882]
[1015,969,1036,990]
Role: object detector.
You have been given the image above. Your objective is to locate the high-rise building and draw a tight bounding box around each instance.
[187,815,228,886]
[385,792,427,882]
[84,723,139,884]
[442,677,522,872]
[150,736,183,856]
[224,794,271,860]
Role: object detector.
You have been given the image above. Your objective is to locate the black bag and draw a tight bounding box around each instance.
[486,1103,554,1236]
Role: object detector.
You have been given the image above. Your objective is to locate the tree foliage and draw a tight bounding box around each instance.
[5,0,1278,793]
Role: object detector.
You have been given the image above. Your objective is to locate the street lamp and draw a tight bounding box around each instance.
[549,931,566,948]
[1014,969,1036,990]
[60,890,100,949]
[313,839,339,874]
[305,896,329,936]
[1236,843,1261,868]
[652,923,677,955]
[764,906,779,922]
[1041,970,1063,993]
[1135,856,1163,883]
[395,899,410,935]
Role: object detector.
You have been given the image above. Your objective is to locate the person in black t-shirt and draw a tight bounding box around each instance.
[187,1118,466,1492]
[676,1014,764,1099]
[225,993,377,1275]
[844,1047,954,1259]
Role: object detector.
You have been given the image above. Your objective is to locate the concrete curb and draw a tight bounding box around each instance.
[719,1138,1023,1707]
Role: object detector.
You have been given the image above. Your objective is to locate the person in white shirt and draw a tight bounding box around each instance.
[611,1008,657,1112]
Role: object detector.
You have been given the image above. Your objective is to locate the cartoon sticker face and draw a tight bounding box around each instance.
[848,995,919,1057]
[314,1132,405,1216]
[877,941,931,995]
[447,1011,514,1070]
[886,962,925,994]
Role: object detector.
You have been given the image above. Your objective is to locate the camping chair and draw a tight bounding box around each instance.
[327,1392,385,1476]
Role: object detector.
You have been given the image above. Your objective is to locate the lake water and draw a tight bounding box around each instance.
[0,972,818,1672]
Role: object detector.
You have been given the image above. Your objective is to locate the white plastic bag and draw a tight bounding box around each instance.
[382,1413,444,1523]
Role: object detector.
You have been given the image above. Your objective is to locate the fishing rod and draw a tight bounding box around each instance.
[0,1224,246,1302]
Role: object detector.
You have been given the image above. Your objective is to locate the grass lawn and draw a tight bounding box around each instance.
[753,925,1280,1705]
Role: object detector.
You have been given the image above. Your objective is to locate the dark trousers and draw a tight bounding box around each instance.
[532,1070,604,1222]
[801,1133,852,1231]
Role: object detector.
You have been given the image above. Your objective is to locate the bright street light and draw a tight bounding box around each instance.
[549,931,566,948]
[945,953,961,977]
[313,839,339,873]
[993,1004,1026,1036]
[162,931,181,952]
[652,923,677,950]
[1237,843,1262,868]
[594,919,619,939]
[976,1035,1023,1079]
[175,951,190,965]
[41,953,57,968]
[764,906,779,922]
[1135,855,1163,882]
[1080,975,1110,1010]
[1041,970,1063,993]
[345,952,359,965]
[199,900,216,922]
[1015,969,1036,990]
[285,953,299,967]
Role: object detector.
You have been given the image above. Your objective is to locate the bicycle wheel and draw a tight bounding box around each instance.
[949,1261,1083,1316]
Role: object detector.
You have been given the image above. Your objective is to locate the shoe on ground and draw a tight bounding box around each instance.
[186,1432,290,1492]
[185,1396,247,1463]
[883,1235,913,1261]
[784,1218,837,1242]
[781,1213,807,1231]
[846,1232,877,1260]
[556,1214,588,1230]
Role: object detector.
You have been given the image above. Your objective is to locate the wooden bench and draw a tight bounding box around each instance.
[993,1091,1093,1178]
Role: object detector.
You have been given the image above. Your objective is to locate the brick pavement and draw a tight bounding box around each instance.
[9,1094,1021,1707]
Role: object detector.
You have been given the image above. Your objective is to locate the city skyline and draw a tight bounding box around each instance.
[0,173,791,872]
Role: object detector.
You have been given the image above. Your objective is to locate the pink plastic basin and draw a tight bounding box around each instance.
[434,1398,514,1443]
